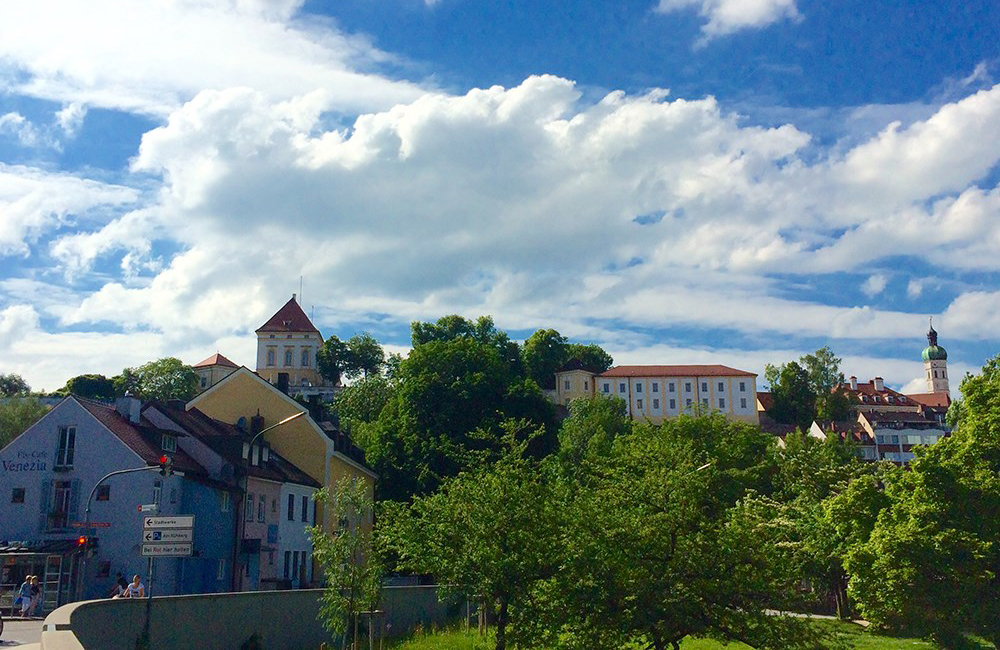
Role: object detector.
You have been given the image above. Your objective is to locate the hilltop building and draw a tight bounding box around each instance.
[193,352,239,392]
[920,320,949,394]
[554,363,759,425]
[255,295,334,401]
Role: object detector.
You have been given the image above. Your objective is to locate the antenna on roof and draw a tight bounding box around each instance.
[299,276,303,306]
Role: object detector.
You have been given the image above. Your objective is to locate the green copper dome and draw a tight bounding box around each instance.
[922,345,947,361]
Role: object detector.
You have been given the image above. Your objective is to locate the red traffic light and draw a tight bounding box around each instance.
[159,455,168,464]
[77,536,87,546]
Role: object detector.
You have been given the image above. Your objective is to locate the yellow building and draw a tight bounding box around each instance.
[555,364,759,425]
[192,352,239,392]
[255,294,334,400]
[188,366,376,537]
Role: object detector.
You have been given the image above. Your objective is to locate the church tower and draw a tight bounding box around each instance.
[255,294,333,399]
[922,319,949,394]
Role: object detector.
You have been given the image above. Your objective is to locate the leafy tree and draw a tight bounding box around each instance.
[565,342,613,373]
[412,315,523,377]
[522,329,568,389]
[115,358,198,401]
[333,375,395,426]
[548,416,818,650]
[0,397,50,448]
[846,356,1000,648]
[346,332,385,379]
[556,394,631,472]
[384,424,562,650]
[801,347,849,421]
[384,352,403,380]
[0,373,30,397]
[310,477,384,649]
[765,361,817,431]
[318,335,352,385]
[61,374,115,400]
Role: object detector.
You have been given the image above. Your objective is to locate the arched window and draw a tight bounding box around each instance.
[284,349,293,366]
[266,349,276,366]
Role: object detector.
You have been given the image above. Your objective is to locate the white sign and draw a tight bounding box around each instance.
[143,529,193,543]
[141,542,193,557]
[142,516,194,529]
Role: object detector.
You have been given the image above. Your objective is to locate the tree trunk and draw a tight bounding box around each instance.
[494,599,509,650]
[834,577,851,620]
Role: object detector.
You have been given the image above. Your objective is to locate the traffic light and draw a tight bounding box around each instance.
[159,454,173,476]
[77,535,87,548]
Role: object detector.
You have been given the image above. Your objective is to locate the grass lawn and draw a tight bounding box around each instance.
[385,619,992,650]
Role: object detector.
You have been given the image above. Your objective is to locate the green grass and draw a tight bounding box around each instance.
[384,620,992,650]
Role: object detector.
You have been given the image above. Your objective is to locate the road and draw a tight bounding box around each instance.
[1,618,43,648]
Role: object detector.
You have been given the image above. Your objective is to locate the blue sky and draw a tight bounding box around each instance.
[1,0,999,393]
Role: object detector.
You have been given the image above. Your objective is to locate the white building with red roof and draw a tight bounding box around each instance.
[555,364,759,424]
[255,294,334,400]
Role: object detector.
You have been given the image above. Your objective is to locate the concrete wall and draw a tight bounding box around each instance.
[43,586,455,650]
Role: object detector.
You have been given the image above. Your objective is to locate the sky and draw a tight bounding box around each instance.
[1,0,999,394]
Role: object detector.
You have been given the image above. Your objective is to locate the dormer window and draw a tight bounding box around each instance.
[161,435,177,452]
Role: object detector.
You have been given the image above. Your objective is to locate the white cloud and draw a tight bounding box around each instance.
[0,0,427,117]
[55,103,87,137]
[861,274,887,297]
[656,0,799,38]
[0,112,45,148]
[907,279,923,299]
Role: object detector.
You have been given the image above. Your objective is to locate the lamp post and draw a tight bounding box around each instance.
[235,410,306,591]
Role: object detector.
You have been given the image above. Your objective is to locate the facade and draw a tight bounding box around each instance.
[0,396,237,607]
[858,409,948,464]
[922,321,949,393]
[555,364,759,425]
[193,353,239,393]
[255,295,334,401]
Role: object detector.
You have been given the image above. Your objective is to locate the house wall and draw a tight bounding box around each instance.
[277,482,317,587]
[593,374,759,425]
[256,332,324,388]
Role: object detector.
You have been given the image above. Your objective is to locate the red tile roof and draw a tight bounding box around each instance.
[193,352,238,369]
[256,296,320,334]
[905,392,951,408]
[836,380,911,404]
[757,392,774,411]
[74,397,206,475]
[600,365,756,378]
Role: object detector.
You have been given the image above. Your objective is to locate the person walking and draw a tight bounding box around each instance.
[16,576,32,618]
[122,575,144,599]
[25,576,41,617]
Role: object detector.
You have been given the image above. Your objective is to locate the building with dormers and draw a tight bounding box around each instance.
[255,294,334,401]
[555,364,759,424]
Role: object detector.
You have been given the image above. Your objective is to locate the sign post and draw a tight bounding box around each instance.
[141,515,194,558]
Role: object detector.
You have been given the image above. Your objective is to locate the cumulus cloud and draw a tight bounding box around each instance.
[0,0,427,116]
[907,279,923,299]
[0,112,45,148]
[861,274,888,297]
[656,0,799,38]
[55,103,87,137]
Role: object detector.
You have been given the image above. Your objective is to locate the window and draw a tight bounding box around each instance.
[287,494,295,521]
[200,376,207,388]
[313,500,318,525]
[56,426,76,468]
[685,382,692,392]
[636,399,643,410]
[891,435,899,444]
[96,485,110,501]
[701,382,708,393]
[669,399,676,409]
[619,383,626,393]
[153,480,162,505]
[301,495,308,523]
[652,382,658,393]
[876,435,885,444]
[933,370,938,378]
[718,382,724,392]
[284,551,291,579]
[301,348,311,367]
[258,495,266,522]
[161,435,176,452]
[272,498,277,513]
[51,480,72,529]
[652,398,659,409]
[603,383,610,394]
[740,397,747,409]
[701,398,709,408]
[97,561,111,578]
[267,349,276,366]
[217,559,227,581]
[584,380,588,390]
[564,379,570,390]
[635,383,642,393]
[284,349,293,366]
[739,381,746,392]
[246,493,254,521]
[220,490,231,512]
[11,487,25,503]
[718,398,725,409]
[685,398,692,407]
[292,551,299,581]
[668,383,675,393]
[269,551,274,566]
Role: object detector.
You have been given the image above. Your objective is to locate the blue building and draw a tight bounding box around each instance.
[0,395,238,607]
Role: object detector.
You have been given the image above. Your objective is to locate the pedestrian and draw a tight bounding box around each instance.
[26,576,41,617]
[122,574,144,599]
[16,575,32,618]
[108,572,128,598]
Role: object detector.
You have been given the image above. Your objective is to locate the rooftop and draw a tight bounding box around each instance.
[256,295,320,334]
[600,365,756,378]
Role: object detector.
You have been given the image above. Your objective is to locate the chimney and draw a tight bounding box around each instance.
[250,412,264,436]
[873,377,884,391]
[850,376,857,391]
[115,395,141,424]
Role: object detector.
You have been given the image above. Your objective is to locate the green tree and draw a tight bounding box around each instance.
[333,375,395,430]
[846,356,1000,648]
[0,397,50,448]
[765,361,817,431]
[801,347,849,421]
[318,335,352,385]
[346,332,385,379]
[0,373,30,397]
[521,328,568,389]
[115,358,198,401]
[556,394,630,471]
[411,315,523,377]
[310,478,383,649]
[549,416,818,650]
[384,352,403,380]
[384,424,561,650]
[61,374,116,400]
[565,342,613,373]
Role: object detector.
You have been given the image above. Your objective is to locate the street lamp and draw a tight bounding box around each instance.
[235,410,306,591]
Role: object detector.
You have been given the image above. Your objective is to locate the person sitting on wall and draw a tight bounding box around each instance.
[109,572,128,598]
[122,575,144,599]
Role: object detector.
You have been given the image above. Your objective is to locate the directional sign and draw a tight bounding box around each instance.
[142,516,194,529]
[141,542,193,557]
[143,529,193,543]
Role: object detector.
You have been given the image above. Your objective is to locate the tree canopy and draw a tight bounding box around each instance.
[0,397,50,448]
[521,328,613,389]
[113,358,199,402]
[0,373,30,397]
[61,374,116,400]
